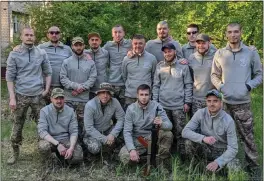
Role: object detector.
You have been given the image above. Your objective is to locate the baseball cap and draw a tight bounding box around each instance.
[196,34,210,42]
[161,43,176,51]
[96,82,114,95]
[51,88,64,98]
[72,37,84,45]
[206,89,222,100]
[88,32,101,40]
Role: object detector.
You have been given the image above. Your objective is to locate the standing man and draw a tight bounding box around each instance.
[38,88,83,166]
[85,32,109,100]
[103,25,132,108]
[152,43,193,159]
[145,21,183,62]
[83,83,125,156]
[188,34,216,115]
[119,84,173,168]
[38,26,72,104]
[122,34,157,109]
[211,23,262,174]
[6,27,52,164]
[182,24,216,59]
[182,89,238,173]
[60,37,97,147]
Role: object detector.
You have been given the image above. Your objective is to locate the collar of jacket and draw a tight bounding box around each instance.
[186,42,196,49]
[225,41,244,52]
[72,52,86,59]
[113,38,125,45]
[132,49,146,57]
[91,47,101,53]
[21,43,35,51]
[47,41,64,48]
[136,100,151,110]
[153,36,172,43]
[206,107,224,119]
[51,103,64,113]
[95,96,112,106]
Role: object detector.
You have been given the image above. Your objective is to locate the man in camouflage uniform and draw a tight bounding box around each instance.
[119,84,173,168]
[38,88,83,166]
[60,37,97,148]
[83,83,125,158]
[6,27,52,164]
[211,23,262,175]
[182,89,239,174]
[152,43,193,159]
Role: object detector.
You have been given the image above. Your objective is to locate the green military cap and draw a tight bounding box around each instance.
[72,37,84,45]
[51,88,64,98]
[206,89,222,100]
[196,34,210,42]
[96,82,114,96]
[88,32,101,40]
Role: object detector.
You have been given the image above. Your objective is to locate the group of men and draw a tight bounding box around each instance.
[6,20,262,177]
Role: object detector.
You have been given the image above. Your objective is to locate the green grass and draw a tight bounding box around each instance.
[1,80,263,180]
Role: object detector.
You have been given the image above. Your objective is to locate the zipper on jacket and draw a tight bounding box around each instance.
[28,49,31,62]
[56,112,59,123]
[202,55,204,65]
[211,117,213,129]
[143,109,145,119]
[137,56,139,66]
[169,65,172,75]
[93,52,96,61]
[118,43,120,52]
[78,57,80,69]
[55,47,56,53]
[232,52,236,60]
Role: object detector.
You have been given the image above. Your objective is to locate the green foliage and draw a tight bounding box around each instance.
[25,1,262,57]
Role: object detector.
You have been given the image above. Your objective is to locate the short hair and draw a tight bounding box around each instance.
[21,27,34,34]
[137,84,150,93]
[132,34,145,40]
[157,20,169,28]
[187,24,199,32]
[112,24,125,32]
[226,22,242,30]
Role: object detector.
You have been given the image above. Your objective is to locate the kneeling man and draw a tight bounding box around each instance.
[119,84,173,167]
[38,88,83,165]
[83,83,125,155]
[182,89,238,172]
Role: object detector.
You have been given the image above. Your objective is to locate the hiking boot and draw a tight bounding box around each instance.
[7,145,19,165]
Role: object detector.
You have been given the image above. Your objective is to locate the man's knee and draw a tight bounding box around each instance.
[118,146,130,165]
[38,140,52,153]
[84,137,102,155]
[70,144,83,164]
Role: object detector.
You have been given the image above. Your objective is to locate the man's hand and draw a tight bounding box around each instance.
[248,45,257,51]
[64,147,74,159]
[71,90,79,96]
[127,50,135,59]
[153,116,162,126]
[183,104,190,113]
[129,149,140,162]
[57,144,67,156]
[179,58,189,65]
[13,45,22,52]
[106,134,115,146]
[84,53,92,60]
[9,98,17,111]
[76,87,85,94]
[42,90,49,97]
[203,136,217,145]
[206,161,219,172]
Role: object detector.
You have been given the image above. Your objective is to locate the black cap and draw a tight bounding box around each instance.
[161,43,176,51]
[206,89,222,100]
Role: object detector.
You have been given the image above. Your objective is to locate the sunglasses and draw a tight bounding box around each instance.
[186,31,198,35]
[49,31,60,35]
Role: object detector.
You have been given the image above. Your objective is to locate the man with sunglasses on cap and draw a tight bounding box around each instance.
[85,32,109,100]
[152,42,193,160]
[38,88,83,166]
[60,37,97,149]
[83,83,125,158]
[182,89,238,174]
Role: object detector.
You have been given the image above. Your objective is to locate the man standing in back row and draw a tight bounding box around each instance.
[211,22,262,176]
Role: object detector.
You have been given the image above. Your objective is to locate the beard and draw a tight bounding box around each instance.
[50,39,59,44]
[73,49,84,55]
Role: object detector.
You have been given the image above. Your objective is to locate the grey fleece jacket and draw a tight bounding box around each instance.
[122,50,157,98]
[145,37,183,62]
[182,42,217,59]
[60,53,97,102]
[211,42,263,104]
[84,96,125,144]
[152,59,193,110]
[103,39,132,86]
[38,103,78,141]
[38,41,72,87]
[6,43,52,96]
[182,108,238,168]
[188,47,216,101]
[84,47,109,93]
[124,100,172,152]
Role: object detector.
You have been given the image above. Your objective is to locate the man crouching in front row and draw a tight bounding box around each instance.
[38,88,83,166]
[119,84,173,169]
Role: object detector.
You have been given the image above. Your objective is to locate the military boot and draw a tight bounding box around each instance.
[7,145,19,164]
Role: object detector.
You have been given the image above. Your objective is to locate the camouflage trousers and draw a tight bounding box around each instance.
[223,103,259,168]
[119,130,173,165]
[38,139,83,165]
[112,85,125,109]
[191,99,207,117]
[185,140,241,171]
[11,93,45,146]
[43,86,64,105]
[164,109,187,155]
[124,97,137,111]
[65,101,86,143]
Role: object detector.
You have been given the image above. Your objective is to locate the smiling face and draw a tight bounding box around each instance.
[163,48,176,62]
[97,91,111,105]
[132,38,145,55]
[196,40,210,55]
[206,95,222,115]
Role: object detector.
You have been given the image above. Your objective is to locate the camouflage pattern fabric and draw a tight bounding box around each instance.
[191,99,207,117]
[223,102,259,168]
[124,97,137,111]
[38,139,83,165]
[112,85,125,109]
[11,93,45,146]
[119,130,173,165]
[43,86,64,105]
